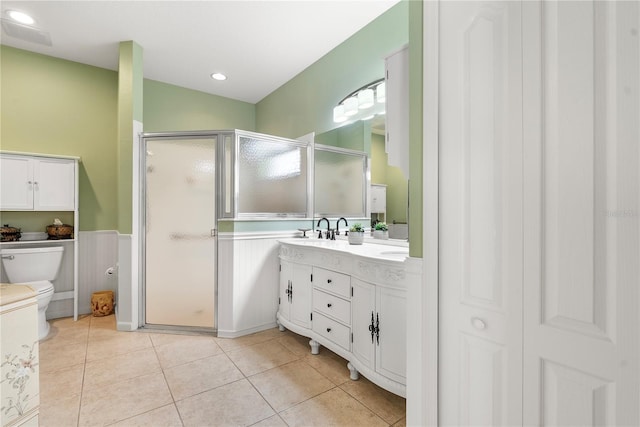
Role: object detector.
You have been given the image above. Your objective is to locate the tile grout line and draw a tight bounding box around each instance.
[75,317,91,427]
[150,332,187,427]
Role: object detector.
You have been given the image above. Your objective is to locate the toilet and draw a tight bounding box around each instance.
[1,246,63,340]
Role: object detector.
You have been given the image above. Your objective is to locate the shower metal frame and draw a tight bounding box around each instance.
[139,130,222,333]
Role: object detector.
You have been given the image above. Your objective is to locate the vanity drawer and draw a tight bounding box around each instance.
[313,267,351,298]
[312,312,350,351]
[313,289,350,325]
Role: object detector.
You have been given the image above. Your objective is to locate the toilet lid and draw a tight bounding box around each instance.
[22,280,54,295]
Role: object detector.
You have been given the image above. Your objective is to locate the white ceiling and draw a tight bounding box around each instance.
[0,0,399,104]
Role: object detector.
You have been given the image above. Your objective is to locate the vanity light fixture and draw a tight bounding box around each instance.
[6,10,35,25]
[332,78,385,124]
[210,72,227,81]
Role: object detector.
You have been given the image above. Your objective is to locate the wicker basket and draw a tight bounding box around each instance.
[46,224,74,239]
[0,225,21,242]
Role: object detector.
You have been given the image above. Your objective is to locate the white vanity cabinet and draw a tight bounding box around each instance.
[0,284,39,427]
[351,278,406,384]
[278,260,312,329]
[277,240,408,397]
[0,154,75,211]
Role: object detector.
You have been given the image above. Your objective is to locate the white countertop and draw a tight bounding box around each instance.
[278,237,409,262]
[0,283,37,306]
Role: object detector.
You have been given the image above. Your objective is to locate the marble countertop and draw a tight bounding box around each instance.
[0,283,37,306]
[278,237,409,262]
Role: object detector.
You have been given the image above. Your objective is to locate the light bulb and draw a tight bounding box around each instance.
[358,89,374,109]
[344,97,359,117]
[333,105,347,123]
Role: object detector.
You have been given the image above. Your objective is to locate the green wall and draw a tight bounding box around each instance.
[408,0,423,257]
[0,46,258,232]
[144,79,255,132]
[255,2,409,139]
[1,45,119,231]
[1,1,423,251]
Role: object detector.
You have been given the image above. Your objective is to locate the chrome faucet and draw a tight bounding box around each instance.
[336,217,348,236]
[317,217,330,239]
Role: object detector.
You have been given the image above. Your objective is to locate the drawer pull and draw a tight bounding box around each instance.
[327,303,332,308]
[327,279,332,283]
[326,327,332,333]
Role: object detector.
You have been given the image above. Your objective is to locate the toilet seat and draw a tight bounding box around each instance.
[22,280,54,295]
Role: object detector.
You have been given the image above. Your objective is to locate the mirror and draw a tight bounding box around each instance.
[314,118,409,240]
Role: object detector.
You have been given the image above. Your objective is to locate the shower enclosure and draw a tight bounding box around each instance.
[140,130,315,332]
[142,133,218,329]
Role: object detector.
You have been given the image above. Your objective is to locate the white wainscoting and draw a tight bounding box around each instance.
[77,231,118,316]
[217,231,297,338]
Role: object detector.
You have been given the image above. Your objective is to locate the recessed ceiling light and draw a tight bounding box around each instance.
[210,73,227,81]
[6,10,35,25]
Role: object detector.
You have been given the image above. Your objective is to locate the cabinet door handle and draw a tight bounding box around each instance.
[327,303,332,308]
[327,279,332,283]
[27,180,33,184]
[375,313,380,345]
[471,317,486,330]
[368,311,375,343]
[326,327,332,333]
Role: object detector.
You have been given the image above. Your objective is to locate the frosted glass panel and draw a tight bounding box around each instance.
[315,148,366,216]
[237,136,308,216]
[145,137,216,328]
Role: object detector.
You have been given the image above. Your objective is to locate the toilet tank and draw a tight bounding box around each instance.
[0,246,64,283]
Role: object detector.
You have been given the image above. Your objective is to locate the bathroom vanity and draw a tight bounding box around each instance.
[277,238,408,397]
[0,284,39,426]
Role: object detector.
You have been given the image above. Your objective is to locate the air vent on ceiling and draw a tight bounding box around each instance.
[1,19,52,46]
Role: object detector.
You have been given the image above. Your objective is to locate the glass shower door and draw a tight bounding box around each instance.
[144,137,216,329]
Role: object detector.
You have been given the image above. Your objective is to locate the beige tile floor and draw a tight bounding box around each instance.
[39,314,406,427]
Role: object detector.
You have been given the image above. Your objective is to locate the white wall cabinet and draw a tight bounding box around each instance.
[278,260,312,329]
[385,46,409,179]
[0,152,80,321]
[277,240,407,397]
[1,154,75,211]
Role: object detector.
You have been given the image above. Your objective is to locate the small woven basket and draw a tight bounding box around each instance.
[46,224,74,239]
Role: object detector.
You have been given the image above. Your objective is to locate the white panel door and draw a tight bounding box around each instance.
[439,1,523,425]
[290,263,312,329]
[279,260,292,322]
[352,277,376,371]
[522,1,639,425]
[35,158,75,210]
[0,156,34,210]
[376,285,406,384]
